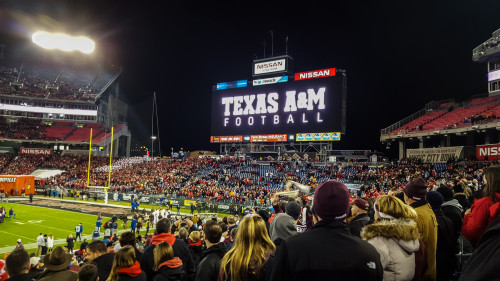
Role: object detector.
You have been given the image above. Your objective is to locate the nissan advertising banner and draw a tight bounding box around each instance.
[211,75,343,139]
[20,148,52,155]
[407,147,463,163]
[253,58,287,75]
[477,143,500,160]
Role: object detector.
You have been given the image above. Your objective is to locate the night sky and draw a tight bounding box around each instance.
[1,0,500,158]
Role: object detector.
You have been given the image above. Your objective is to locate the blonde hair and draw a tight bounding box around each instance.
[375,195,417,220]
[189,231,201,242]
[107,245,136,281]
[220,215,275,281]
[153,242,174,271]
[178,228,188,239]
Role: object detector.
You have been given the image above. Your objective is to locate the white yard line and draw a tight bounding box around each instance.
[0,230,37,242]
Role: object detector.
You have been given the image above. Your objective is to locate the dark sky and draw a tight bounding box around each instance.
[1,0,500,157]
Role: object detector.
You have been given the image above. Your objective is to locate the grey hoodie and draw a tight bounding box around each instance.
[269,213,298,242]
[442,198,463,212]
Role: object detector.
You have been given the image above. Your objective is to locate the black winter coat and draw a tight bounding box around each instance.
[196,243,227,281]
[270,220,383,281]
[458,214,500,281]
[188,243,204,271]
[433,208,457,281]
[153,266,186,281]
[141,238,196,281]
[441,203,463,241]
[117,272,147,281]
[348,213,372,238]
[93,253,116,281]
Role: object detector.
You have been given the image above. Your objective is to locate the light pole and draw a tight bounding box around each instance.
[151,136,157,158]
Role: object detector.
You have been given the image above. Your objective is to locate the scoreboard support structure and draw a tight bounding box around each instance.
[219,142,333,161]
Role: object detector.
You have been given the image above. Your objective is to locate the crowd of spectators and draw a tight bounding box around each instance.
[0,64,99,102]
[1,154,499,206]
[3,162,500,280]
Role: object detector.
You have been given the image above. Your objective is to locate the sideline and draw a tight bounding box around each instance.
[0,229,131,254]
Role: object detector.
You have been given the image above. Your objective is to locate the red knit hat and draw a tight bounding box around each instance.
[403,178,428,201]
[353,198,369,211]
[313,180,349,221]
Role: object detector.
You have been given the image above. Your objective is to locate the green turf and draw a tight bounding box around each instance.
[34,195,230,217]
[0,202,107,257]
[0,198,232,257]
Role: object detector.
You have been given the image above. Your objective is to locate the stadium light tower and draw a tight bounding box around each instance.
[151,136,157,158]
[32,31,95,54]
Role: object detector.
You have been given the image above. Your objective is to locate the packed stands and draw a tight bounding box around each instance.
[0,152,494,204]
[0,62,119,102]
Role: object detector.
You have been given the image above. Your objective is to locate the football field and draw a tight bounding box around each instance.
[0,202,110,256]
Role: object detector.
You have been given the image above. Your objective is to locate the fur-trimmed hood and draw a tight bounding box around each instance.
[362,219,420,241]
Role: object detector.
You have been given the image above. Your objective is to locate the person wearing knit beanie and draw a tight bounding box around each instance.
[285,201,302,221]
[270,179,384,281]
[426,191,444,210]
[403,178,428,202]
[403,178,438,281]
[312,180,350,222]
[426,191,458,281]
[436,185,454,202]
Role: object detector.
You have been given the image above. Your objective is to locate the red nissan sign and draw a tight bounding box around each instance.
[294,68,336,81]
[477,144,500,160]
[20,148,52,155]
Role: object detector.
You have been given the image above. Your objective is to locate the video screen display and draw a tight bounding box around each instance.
[211,76,343,140]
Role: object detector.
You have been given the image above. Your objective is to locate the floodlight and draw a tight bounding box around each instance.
[32,31,95,54]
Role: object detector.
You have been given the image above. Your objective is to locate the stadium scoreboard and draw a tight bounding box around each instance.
[211,67,345,143]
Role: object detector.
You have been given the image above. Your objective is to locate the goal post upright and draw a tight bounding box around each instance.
[86,128,93,188]
[106,127,114,205]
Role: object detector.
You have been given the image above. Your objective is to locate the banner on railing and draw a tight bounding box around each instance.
[406,146,463,163]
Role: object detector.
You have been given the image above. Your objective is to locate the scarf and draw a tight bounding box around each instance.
[189,240,202,247]
[117,261,141,277]
[159,257,183,269]
[152,233,176,246]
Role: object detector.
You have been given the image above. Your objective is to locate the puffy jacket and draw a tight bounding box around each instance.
[362,219,420,281]
[196,243,227,281]
[462,192,500,247]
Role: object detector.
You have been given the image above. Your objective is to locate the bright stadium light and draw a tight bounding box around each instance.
[32,31,95,54]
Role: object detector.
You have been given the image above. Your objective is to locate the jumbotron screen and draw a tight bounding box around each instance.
[211,73,343,142]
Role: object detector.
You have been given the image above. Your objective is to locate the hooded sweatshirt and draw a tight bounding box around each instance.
[141,233,195,281]
[269,213,297,254]
[153,258,185,281]
[362,219,421,281]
